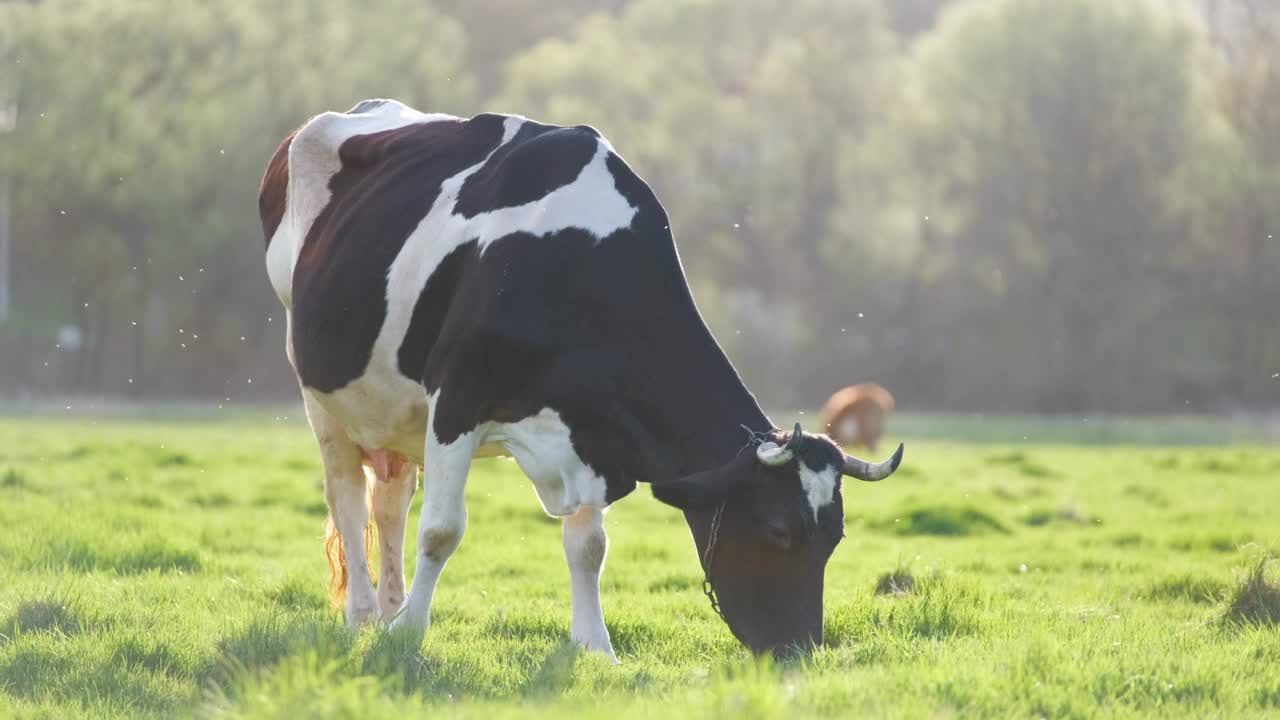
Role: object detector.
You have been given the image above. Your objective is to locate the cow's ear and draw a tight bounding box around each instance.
[652,452,750,510]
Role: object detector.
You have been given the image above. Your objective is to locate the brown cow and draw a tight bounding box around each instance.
[821,383,895,451]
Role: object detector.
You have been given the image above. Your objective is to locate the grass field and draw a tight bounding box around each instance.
[1,416,1278,718]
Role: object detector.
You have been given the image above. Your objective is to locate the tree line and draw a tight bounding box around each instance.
[0,0,1275,414]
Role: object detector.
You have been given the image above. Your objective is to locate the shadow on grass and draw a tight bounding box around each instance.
[210,612,351,688]
[0,592,85,642]
[29,537,201,575]
[522,640,581,696]
[265,574,329,612]
[1140,574,1229,605]
[0,602,196,714]
[985,451,1060,479]
[2,468,24,488]
[1022,504,1099,528]
[873,505,1009,537]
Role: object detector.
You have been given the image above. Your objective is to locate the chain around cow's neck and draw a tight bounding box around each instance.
[702,500,728,626]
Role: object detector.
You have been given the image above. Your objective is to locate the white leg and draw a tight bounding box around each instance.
[305,394,378,629]
[371,461,417,620]
[388,424,477,637]
[563,505,618,663]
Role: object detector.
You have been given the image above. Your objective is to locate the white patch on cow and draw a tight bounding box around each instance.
[270,99,455,307]
[470,144,637,252]
[265,220,296,308]
[484,408,610,517]
[375,115,524,374]
[798,464,839,519]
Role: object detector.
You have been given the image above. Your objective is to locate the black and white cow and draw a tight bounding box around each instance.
[258,99,903,660]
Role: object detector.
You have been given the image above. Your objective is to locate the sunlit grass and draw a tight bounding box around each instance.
[0,418,1277,718]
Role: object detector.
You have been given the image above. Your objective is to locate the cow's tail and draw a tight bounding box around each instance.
[324,469,378,611]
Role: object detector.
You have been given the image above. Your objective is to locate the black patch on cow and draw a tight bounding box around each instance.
[419,225,660,504]
[290,113,506,393]
[604,153,652,212]
[453,123,600,219]
[396,243,469,381]
[795,435,844,476]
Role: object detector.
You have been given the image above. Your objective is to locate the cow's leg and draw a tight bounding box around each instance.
[563,505,618,662]
[305,394,379,629]
[371,459,417,620]
[388,421,477,637]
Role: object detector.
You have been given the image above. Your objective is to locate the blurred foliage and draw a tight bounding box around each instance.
[0,0,472,396]
[0,0,1275,414]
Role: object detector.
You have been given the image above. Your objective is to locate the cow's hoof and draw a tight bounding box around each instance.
[573,637,620,665]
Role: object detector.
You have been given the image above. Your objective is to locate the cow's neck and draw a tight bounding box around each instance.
[626,321,773,480]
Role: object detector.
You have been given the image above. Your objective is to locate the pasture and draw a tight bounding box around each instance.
[0,415,1277,718]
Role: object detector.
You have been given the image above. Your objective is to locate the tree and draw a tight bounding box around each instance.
[1182,0,1280,409]
[497,0,897,406]
[0,0,473,395]
[844,0,1221,411]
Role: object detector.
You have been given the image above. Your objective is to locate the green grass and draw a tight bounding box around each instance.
[0,418,1278,718]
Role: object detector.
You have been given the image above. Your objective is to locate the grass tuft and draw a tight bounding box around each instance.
[294,498,330,517]
[1223,556,1280,627]
[647,575,699,593]
[874,566,916,597]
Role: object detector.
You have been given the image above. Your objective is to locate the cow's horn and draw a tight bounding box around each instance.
[786,422,804,450]
[842,443,904,482]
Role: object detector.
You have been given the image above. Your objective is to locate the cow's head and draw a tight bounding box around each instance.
[652,423,902,657]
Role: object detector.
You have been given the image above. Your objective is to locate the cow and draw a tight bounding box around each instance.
[820,383,896,452]
[257,99,904,660]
